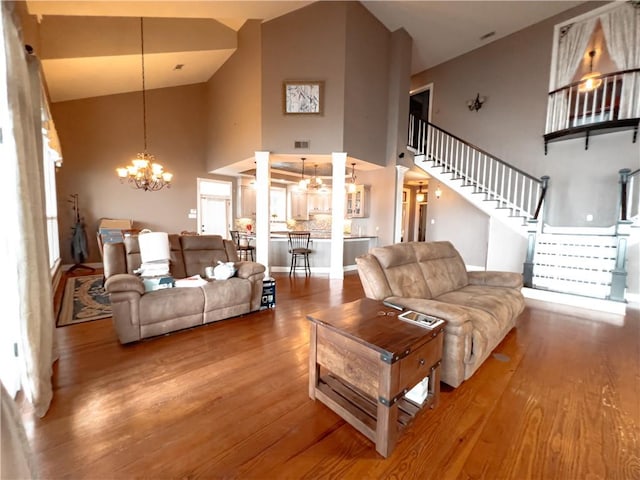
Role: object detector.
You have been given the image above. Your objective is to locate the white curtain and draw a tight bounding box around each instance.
[600,3,640,119]
[2,1,56,417]
[546,17,597,133]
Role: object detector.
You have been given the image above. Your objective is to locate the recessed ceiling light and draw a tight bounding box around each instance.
[480,31,496,41]
[173,64,185,70]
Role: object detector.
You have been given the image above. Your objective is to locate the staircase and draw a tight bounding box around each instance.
[409,117,636,304]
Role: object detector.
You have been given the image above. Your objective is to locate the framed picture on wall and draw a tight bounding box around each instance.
[283,81,324,115]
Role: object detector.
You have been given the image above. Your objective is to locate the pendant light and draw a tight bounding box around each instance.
[310,164,323,189]
[416,182,425,203]
[298,157,308,190]
[578,50,602,93]
[116,17,173,191]
[347,162,358,194]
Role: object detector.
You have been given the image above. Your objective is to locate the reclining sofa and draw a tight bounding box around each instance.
[103,234,265,344]
[356,241,525,388]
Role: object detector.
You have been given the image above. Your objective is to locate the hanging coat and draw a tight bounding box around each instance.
[71,221,89,264]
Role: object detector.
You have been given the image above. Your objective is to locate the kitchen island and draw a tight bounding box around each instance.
[268,232,377,274]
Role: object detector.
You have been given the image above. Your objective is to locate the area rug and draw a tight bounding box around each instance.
[57,275,111,327]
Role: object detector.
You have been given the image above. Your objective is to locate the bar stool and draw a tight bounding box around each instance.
[230,230,255,261]
[288,232,312,276]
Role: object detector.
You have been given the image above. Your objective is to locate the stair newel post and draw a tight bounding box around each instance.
[523,219,539,288]
[533,175,550,221]
[618,168,631,222]
[611,169,632,302]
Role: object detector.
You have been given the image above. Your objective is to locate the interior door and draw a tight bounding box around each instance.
[200,196,231,236]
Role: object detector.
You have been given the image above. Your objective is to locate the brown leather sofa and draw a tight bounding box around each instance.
[356,241,525,388]
[103,234,266,344]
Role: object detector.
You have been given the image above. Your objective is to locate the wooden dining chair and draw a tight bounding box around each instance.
[287,232,312,276]
[230,230,255,261]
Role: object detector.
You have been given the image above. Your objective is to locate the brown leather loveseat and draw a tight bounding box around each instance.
[356,241,525,388]
[103,234,265,344]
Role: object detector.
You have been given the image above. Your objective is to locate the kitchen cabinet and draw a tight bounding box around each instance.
[290,190,309,220]
[240,185,256,218]
[308,191,332,214]
[345,185,369,218]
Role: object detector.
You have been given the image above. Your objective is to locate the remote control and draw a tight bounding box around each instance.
[383,300,404,311]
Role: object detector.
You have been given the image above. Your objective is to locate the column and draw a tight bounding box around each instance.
[255,151,270,277]
[394,166,409,243]
[330,152,346,279]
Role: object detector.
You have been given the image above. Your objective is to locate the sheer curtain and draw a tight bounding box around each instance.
[546,17,596,133]
[2,1,57,417]
[600,3,640,119]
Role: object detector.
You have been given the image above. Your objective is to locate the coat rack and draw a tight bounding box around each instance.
[68,194,94,273]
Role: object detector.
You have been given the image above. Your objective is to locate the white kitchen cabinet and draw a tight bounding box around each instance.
[308,191,332,214]
[240,185,256,218]
[345,185,369,218]
[290,190,309,220]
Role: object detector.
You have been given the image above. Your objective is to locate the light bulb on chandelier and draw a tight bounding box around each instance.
[116,18,173,192]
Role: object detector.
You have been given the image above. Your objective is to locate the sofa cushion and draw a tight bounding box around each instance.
[370,244,432,298]
[413,242,469,298]
[180,235,230,277]
[168,234,186,278]
[435,285,524,335]
[139,287,205,326]
[201,278,251,323]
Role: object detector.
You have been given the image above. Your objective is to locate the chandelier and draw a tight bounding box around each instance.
[116,17,173,191]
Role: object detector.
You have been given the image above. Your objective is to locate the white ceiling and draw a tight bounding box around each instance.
[26,0,584,102]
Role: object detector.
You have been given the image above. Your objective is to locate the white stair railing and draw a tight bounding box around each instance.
[410,117,547,221]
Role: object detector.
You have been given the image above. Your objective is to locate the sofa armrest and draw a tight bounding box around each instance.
[235,261,266,279]
[235,261,266,311]
[105,273,145,295]
[467,271,523,289]
[385,296,472,327]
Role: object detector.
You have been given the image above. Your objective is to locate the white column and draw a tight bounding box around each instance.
[330,152,347,279]
[394,165,409,244]
[255,151,270,277]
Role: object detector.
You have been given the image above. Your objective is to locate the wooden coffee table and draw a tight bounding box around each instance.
[307,298,445,457]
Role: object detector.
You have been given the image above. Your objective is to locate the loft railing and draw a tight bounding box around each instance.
[619,167,640,222]
[545,68,640,134]
[409,117,547,221]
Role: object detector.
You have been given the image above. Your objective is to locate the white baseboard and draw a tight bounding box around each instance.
[522,287,626,316]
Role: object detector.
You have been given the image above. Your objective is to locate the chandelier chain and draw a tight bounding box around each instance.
[140,17,147,152]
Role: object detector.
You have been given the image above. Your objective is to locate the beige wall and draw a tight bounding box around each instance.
[206,20,262,172]
[353,166,398,247]
[343,2,390,166]
[425,182,490,268]
[53,83,230,264]
[261,2,346,155]
[411,1,639,289]
[410,2,637,227]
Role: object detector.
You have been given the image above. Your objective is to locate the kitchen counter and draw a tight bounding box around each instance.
[269,230,376,239]
[267,234,377,274]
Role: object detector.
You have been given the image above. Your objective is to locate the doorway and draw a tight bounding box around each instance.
[417,202,427,241]
[197,178,232,237]
[409,84,432,150]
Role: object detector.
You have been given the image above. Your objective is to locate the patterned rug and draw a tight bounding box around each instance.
[57,274,111,327]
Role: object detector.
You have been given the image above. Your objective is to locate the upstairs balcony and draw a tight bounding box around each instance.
[544,68,640,153]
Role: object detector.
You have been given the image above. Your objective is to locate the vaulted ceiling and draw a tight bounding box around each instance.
[26,1,583,102]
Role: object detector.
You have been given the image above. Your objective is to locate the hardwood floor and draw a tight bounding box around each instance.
[24,272,639,479]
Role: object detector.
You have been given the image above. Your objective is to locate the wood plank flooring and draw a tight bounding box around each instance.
[23,272,639,479]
